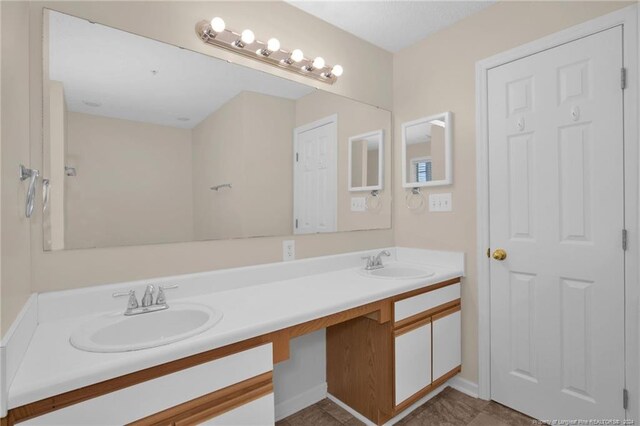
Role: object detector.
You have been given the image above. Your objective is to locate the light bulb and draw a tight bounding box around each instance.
[210,17,225,33]
[290,49,304,63]
[312,57,325,69]
[241,29,255,45]
[331,65,343,77]
[267,38,280,52]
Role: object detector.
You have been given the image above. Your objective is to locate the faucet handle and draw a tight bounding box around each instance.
[160,284,179,290]
[141,284,155,307]
[156,284,178,306]
[113,290,139,310]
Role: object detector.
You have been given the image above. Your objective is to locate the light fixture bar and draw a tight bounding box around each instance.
[195,19,342,85]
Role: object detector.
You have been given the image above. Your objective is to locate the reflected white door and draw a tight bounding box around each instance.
[293,116,337,235]
[488,27,625,420]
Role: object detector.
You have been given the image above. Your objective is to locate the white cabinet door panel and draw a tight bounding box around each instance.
[394,323,431,406]
[432,311,461,380]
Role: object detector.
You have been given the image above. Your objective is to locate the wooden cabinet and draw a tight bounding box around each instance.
[6,278,461,426]
[327,279,461,425]
[326,316,394,425]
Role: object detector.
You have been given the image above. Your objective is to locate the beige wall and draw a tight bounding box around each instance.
[431,127,445,182]
[192,91,295,240]
[45,80,66,250]
[1,1,32,335]
[393,0,632,385]
[16,1,393,306]
[366,145,379,186]
[350,139,366,188]
[64,112,194,249]
[296,90,392,232]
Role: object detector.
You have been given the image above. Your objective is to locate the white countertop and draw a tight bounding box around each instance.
[7,247,464,408]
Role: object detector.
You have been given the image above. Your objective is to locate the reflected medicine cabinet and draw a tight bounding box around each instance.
[348,129,384,192]
[401,112,452,188]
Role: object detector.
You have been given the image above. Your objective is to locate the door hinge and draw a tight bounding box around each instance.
[296,152,299,162]
[623,388,629,410]
[623,229,628,251]
[621,68,627,90]
[295,219,298,229]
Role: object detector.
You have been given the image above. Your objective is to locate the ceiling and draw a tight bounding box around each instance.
[48,11,314,129]
[286,1,495,52]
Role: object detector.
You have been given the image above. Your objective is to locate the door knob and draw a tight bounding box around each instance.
[492,249,507,261]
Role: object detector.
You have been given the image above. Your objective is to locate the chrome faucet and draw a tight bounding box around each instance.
[113,284,179,316]
[362,250,391,270]
[141,284,155,307]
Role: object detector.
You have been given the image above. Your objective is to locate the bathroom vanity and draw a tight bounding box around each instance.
[327,279,461,424]
[1,248,463,426]
[0,8,463,425]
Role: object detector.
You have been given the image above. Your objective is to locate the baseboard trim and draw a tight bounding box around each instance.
[327,393,377,426]
[448,376,479,399]
[274,382,327,421]
[274,377,481,424]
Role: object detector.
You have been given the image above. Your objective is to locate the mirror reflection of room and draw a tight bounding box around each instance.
[404,118,446,185]
[43,10,391,251]
[349,130,383,191]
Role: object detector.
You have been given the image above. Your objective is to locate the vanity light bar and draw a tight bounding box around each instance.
[195,18,343,85]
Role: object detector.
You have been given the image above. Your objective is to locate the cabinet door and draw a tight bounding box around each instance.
[432,309,461,381]
[394,320,431,406]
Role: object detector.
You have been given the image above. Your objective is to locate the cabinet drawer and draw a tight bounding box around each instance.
[394,282,460,323]
[23,344,273,425]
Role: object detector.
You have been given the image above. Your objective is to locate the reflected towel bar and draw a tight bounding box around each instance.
[210,183,232,191]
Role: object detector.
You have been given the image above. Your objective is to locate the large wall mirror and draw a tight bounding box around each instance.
[401,112,452,188]
[42,9,391,251]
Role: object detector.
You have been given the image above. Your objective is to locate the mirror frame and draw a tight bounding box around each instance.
[401,111,452,188]
[347,129,384,192]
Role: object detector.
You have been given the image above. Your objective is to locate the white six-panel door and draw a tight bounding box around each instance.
[293,116,337,235]
[488,26,625,420]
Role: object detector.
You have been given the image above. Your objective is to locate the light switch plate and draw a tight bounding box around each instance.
[350,197,367,212]
[429,193,452,212]
[283,240,295,261]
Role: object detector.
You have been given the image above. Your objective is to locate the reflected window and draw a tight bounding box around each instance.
[413,157,432,183]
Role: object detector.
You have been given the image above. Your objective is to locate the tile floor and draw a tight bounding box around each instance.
[276,387,535,426]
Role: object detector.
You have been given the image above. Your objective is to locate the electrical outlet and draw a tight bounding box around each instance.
[429,193,453,212]
[283,240,295,261]
[351,197,366,212]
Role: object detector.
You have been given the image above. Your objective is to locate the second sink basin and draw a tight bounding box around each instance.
[360,263,435,280]
[70,302,223,353]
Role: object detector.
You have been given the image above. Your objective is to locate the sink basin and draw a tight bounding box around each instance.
[70,303,222,353]
[359,264,435,280]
